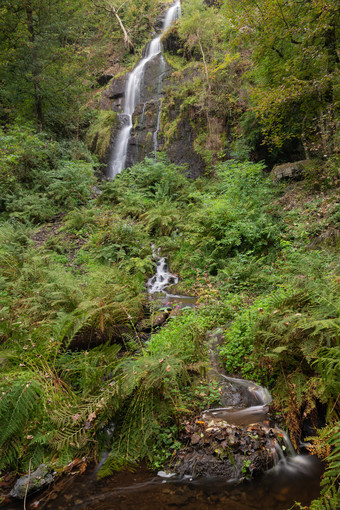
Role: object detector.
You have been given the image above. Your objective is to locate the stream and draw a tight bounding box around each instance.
[6,252,323,509]
[13,459,321,510]
[6,3,324,508]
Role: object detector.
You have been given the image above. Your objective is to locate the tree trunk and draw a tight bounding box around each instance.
[26,6,43,130]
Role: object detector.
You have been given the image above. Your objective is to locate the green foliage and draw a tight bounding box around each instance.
[171,160,281,276]
[0,3,338,497]
[222,0,340,154]
[0,375,42,471]
[85,110,117,160]
[307,422,340,510]
[0,124,97,222]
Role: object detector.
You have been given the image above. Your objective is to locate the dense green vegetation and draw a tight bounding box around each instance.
[162,0,339,165]
[0,0,339,508]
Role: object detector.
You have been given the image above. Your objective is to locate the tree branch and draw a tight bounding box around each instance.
[90,0,134,52]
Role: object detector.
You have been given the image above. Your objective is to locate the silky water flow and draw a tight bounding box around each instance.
[107,1,181,179]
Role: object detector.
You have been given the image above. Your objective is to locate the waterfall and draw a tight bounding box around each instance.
[108,1,181,179]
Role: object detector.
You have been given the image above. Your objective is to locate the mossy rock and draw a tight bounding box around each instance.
[85,110,117,161]
[10,464,55,499]
[137,311,169,331]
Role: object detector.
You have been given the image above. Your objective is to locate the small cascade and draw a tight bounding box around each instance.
[146,257,178,294]
[153,99,162,154]
[159,329,315,483]
[108,1,181,179]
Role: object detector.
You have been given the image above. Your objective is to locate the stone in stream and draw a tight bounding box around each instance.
[137,310,169,331]
[10,464,56,499]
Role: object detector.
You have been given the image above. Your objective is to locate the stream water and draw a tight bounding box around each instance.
[12,458,321,510]
[107,1,181,178]
[6,255,323,509]
[5,3,324,507]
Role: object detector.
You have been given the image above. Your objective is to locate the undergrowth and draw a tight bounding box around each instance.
[0,152,339,508]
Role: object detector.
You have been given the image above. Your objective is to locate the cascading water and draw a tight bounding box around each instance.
[146,257,178,294]
[108,1,181,179]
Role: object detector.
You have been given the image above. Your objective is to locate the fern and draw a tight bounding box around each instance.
[51,384,118,451]
[309,422,340,510]
[0,375,42,472]
[0,376,42,446]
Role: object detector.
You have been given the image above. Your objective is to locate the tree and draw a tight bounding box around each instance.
[0,0,103,133]
[222,0,340,155]
[90,0,134,52]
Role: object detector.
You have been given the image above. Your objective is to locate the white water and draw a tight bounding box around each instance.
[108,1,181,179]
[147,257,178,294]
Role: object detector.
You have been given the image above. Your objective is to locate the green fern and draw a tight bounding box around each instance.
[0,376,42,446]
[0,375,42,471]
[309,422,340,510]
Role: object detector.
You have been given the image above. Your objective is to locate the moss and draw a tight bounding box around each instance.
[85,110,117,160]
[163,52,188,71]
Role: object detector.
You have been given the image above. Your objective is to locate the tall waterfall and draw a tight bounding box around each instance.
[108,1,181,179]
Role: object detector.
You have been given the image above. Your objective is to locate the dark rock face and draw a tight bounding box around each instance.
[100,37,207,177]
[162,27,182,54]
[103,75,128,112]
[10,464,55,499]
[271,160,310,182]
[165,117,206,178]
[97,73,114,87]
[124,54,174,167]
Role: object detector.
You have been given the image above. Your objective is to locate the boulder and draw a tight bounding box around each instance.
[271,160,309,182]
[10,464,55,499]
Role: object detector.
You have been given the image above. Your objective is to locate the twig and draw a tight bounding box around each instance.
[24,458,32,510]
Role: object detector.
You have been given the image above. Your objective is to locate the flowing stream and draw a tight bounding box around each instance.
[108,1,181,179]
[6,4,322,508]
[9,263,322,508]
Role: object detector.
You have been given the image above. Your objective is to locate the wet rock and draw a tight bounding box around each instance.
[126,99,160,167]
[271,160,309,183]
[171,419,275,481]
[191,433,201,445]
[10,464,55,499]
[103,75,128,112]
[165,116,206,179]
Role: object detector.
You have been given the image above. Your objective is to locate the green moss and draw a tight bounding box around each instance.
[85,110,117,160]
[163,52,188,71]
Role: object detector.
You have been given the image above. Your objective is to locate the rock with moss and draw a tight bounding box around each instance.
[271,159,310,182]
[10,464,56,499]
[85,110,118,163]
[137,310,169,331]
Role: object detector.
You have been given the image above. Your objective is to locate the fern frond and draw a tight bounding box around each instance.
[0,376,42,446]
